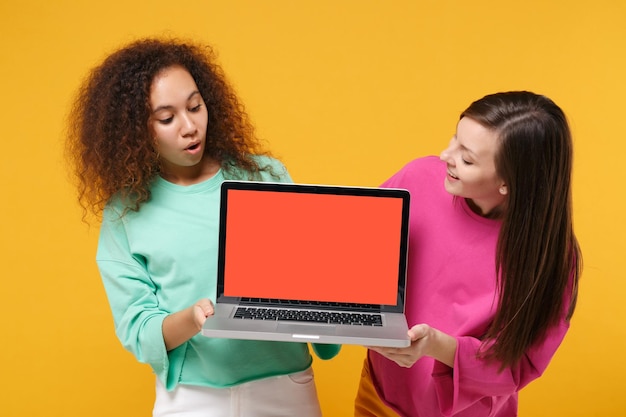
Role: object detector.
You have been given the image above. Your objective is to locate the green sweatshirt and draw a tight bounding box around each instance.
[96,156,340,390]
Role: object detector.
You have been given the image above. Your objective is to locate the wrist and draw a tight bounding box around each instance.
[428,328,457,368]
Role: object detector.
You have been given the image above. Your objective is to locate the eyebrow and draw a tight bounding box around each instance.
[453,135,479,159]
[152,90,202,113]
[460,144,479,159]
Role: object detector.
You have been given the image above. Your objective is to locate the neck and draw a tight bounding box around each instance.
[466,198,505,219]
[160,157,221,186]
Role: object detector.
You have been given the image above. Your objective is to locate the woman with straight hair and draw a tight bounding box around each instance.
[354,91,581,416]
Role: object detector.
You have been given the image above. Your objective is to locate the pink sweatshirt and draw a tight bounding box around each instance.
[369,156,571,416]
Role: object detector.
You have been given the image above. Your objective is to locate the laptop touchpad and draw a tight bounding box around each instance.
[277,323,337,335]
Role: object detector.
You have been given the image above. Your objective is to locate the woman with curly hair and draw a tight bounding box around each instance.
[354,91,581,416]
[66,37,339,417]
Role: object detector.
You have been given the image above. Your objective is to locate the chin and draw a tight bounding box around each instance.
[443,179,459,196]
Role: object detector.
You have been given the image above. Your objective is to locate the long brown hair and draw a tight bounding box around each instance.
[462,91,581,368]
[66,38,274,221]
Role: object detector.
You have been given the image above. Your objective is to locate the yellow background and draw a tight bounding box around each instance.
[1,1,624,416]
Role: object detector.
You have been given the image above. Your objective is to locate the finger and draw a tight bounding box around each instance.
[203,305,214,317]
[370,347,404,358]
[367,346,384,354]
[198,299,214,316]
[408,323,428,341]
[194,304,212,321]
[380,353,415,368]
[204,302,214,316]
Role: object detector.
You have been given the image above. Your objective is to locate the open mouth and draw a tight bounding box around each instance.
[186,142,200,151]
[447,170,459,180]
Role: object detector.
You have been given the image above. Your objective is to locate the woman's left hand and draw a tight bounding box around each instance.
[367,323,457,368]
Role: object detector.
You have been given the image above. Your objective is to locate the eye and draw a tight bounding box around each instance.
[189,103,203,112]
[158,116,174,125]
[462,158,473,166]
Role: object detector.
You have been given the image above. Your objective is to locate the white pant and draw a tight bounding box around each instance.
[153,368,322,417]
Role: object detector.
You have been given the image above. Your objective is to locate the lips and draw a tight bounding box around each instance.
[185,142,200,151]
[447,169,459,180]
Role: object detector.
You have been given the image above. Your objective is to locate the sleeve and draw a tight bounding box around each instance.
[311,343,342,360]
[432,294,572,415]
[96,207,170,383]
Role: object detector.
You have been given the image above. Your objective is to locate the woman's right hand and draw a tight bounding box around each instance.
[192,298,215,329]
[162,298,214,351]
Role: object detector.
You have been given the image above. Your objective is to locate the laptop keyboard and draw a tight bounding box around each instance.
[233,307,383,326]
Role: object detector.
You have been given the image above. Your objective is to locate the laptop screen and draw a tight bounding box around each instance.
[217,182,410,307]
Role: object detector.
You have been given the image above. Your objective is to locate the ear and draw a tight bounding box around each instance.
[499,185,508,195]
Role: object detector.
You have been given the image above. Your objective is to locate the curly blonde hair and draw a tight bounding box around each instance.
[66,37,275,221]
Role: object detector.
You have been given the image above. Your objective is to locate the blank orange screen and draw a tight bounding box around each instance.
[223,189,403,305]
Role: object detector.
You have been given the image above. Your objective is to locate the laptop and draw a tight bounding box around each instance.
[201,180,411,347]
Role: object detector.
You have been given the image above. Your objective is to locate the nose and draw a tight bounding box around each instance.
[439,138,454,163]
[180,113,197,136]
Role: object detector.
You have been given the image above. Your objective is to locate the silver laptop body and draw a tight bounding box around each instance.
[201,181,411,348]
